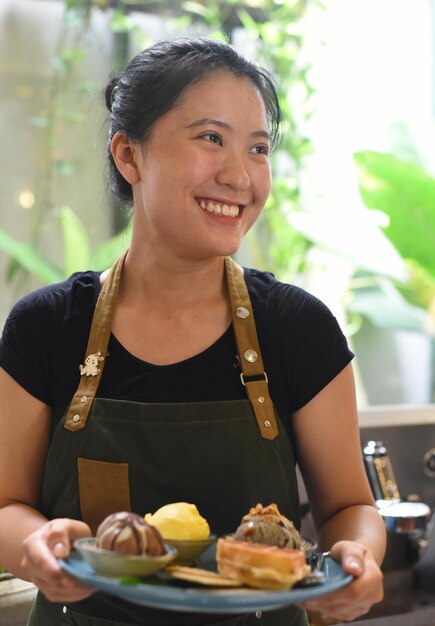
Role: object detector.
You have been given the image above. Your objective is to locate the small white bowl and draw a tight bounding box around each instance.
[74,537,177,577]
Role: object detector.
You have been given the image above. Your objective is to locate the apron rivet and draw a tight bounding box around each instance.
[255,609,262,618]
[258,396,265,403]
[72,414,81,423]
[62,605,67,614]
[264,420,271,428]
[243,349,258,363]
[236,306,249,318]
[80,395,88,403]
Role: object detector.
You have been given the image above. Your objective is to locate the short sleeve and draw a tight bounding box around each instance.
[0,288,61,403]
[0,272,99,407]
[286,294,354,411]
[246,270,354,415]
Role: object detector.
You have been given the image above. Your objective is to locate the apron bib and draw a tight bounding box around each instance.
[28,253,308,626]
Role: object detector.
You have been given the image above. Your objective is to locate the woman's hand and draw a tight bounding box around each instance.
[300,540,384,622]
[21,518,95,602]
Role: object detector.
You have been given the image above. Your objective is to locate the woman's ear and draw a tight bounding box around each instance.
[110,132,140,185]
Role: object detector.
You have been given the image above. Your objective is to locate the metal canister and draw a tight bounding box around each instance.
[362,440,401,503]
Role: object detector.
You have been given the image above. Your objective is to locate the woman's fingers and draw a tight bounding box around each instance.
[299,541,383,621]
[21,518,95,602]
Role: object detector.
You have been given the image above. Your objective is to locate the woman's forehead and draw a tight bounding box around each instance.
[178,69,258,100]
[171,71,268,126]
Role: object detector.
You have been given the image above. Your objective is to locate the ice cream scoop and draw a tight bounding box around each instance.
[234,503,301,549]
[96,511,165,556]
[145,502,210,540]
[234,520,300,548]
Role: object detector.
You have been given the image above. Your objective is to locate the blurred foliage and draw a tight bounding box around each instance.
[354,150,435,331]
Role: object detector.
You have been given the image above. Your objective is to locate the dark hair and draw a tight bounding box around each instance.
[105,37,283,206]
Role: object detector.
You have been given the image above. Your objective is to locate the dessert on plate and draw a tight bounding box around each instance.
[96,511,165,556]
[216,503,310,590]
[145,502,215,564]
[234,502,302,549]
[145,502,210,540]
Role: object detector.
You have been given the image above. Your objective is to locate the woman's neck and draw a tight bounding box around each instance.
[118,245,228,310]
[106,246,232,366]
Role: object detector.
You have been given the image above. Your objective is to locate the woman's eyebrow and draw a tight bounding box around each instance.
[185,118,230,130]
[185,118,270,140]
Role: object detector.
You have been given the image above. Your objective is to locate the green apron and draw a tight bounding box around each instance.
[28,253,308,626]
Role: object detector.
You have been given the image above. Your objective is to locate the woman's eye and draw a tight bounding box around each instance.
[251,145,270,156]
[202,132,222,145]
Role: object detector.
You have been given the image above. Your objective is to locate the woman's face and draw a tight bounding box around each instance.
[131,70,272,262]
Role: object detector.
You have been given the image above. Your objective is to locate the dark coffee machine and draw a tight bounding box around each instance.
[363,440,432,571]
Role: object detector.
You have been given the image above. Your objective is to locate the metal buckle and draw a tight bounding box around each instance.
[240,371,269,386]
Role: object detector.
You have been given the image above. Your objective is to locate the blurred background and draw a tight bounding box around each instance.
[1,0,435,409]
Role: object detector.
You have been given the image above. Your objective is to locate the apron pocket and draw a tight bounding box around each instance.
[77,457,131,534]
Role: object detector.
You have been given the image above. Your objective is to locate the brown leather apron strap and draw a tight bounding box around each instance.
[225,257,279,440]
[64,250,128,432]
[65,252,278,440]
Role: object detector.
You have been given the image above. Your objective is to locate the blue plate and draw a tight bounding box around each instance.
[60,550,352,614]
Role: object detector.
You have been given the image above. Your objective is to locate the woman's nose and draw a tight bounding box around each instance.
[216,152,250,191]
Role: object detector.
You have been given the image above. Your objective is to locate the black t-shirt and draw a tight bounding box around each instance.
[0,267,353,455]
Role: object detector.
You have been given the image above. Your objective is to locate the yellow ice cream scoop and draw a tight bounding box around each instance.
[145,502,210,540]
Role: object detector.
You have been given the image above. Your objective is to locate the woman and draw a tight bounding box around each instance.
[0,38,385,625]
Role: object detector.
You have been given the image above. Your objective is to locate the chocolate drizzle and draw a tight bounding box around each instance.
[96,511,165,556]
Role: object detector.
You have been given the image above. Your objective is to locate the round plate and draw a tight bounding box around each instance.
[60,550,352,614]
[74,537,177,577]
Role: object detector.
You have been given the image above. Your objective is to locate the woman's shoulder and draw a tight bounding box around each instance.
[244,266,336,322]
[4,271,101,327]
[0,271,101,404]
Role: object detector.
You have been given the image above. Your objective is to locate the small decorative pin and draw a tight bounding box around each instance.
[79,352,104,377]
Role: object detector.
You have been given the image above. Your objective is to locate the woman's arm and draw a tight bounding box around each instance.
[0,367,93,601]
[293,363,386,620]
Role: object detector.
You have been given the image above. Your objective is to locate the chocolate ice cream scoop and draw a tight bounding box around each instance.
[234,520,300,548]
[96,511,165,556]
[234,503,301,549]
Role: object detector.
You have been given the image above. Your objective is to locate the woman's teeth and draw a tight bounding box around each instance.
[198,199,240,217]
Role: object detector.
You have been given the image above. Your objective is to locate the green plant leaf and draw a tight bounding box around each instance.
[60,48,87,62]
[119,576,141,585]
[405,260,435,311]
[182,1,212,18]
[0,230,62,284]
[58,206,91,276]
[110,9,136,32]
[347,279,427,332]
[237,8,259,32]
[354,151,435,280]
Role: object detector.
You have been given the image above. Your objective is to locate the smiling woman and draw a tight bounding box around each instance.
[105,38,282,208]
[111,71,272,269]
[0,37,385,626]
